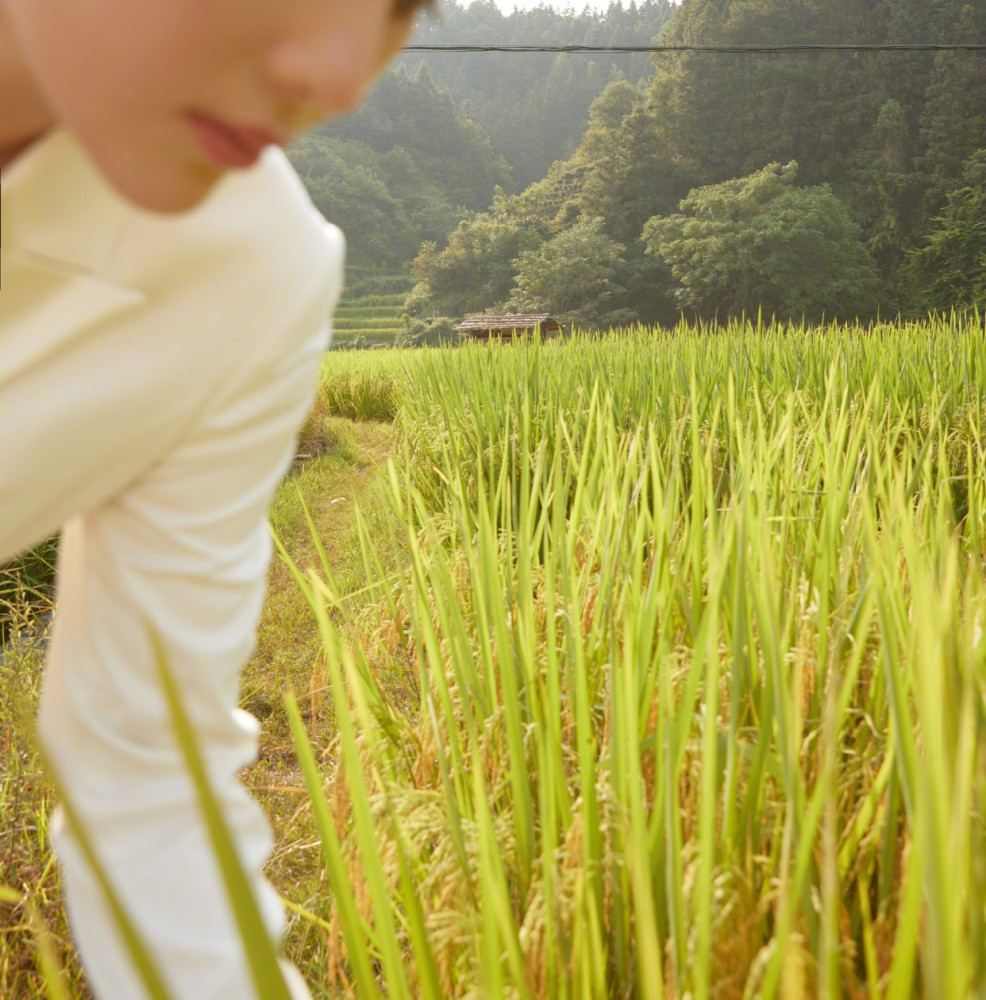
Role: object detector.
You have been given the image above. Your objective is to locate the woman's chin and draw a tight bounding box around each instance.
[93,149,225,215]
[123,169,224,216]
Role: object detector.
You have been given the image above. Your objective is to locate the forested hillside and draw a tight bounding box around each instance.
[286,1,674,272]
[290,0,985,324]
[411,0,986,325]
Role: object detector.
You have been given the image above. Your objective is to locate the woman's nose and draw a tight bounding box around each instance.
[263,4,404,120]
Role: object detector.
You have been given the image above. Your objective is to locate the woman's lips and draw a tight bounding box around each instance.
[187,112,283,169]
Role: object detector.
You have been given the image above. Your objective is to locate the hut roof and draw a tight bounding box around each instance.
[456,314,561,332]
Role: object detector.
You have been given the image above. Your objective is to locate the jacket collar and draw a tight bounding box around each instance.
[1,128,135,279]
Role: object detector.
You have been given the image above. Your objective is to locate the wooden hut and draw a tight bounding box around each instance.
[455,314,563,342]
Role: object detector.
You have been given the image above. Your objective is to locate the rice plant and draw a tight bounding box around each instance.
[290,316,986,997]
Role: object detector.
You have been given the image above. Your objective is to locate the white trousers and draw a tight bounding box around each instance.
[38,519,314,1000]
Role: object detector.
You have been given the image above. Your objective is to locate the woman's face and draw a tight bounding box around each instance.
[1,0,431,212]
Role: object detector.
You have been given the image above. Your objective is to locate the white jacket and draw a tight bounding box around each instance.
[1,129,343,999]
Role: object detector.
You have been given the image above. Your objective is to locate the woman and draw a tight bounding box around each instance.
[0,2,434,996]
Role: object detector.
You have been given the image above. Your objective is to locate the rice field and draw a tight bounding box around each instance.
[5,315,986,998]
[298,315,986,998]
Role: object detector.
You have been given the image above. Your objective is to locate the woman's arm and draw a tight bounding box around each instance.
[38,284,332,1000]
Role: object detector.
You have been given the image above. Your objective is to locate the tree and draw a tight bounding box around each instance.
[643,162,881,322]
[400,0,675,186]
[410,215,543,316]
[300,141,412,269]
[509,217,633,328]
[291,0,986,313]
[577,101,690,248]
[288,134,460,269]
[905,150,986,314]
[918,4,986,205]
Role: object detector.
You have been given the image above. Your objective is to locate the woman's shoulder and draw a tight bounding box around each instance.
[2,129,344,301]
[110,143,345,300]
[208,143,344,265]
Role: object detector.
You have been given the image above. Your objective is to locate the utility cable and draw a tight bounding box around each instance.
[403,42,986,54]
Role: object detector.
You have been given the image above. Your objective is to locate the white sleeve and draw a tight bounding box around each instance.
[37,288,330,1000]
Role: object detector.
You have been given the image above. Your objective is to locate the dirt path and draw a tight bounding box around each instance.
[240,417,397,921]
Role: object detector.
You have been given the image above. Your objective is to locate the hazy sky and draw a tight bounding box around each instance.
[489,1,629,11]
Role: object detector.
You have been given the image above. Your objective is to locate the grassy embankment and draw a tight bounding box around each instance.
[4,317,986,998]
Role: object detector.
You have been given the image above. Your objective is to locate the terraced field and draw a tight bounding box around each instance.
[330,293,406,350]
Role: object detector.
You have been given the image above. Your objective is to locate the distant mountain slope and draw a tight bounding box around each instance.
[401,0,675,186]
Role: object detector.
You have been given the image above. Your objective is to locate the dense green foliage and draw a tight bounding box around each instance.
[509,215,632,326]
[643,162,881,321]
[319,64,510,214]
[395,0,986,326]
[287,1,676,273]
[905,149,986,313]
[410,211,543,317]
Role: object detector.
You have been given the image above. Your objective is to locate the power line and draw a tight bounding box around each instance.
[404,42,986,54]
